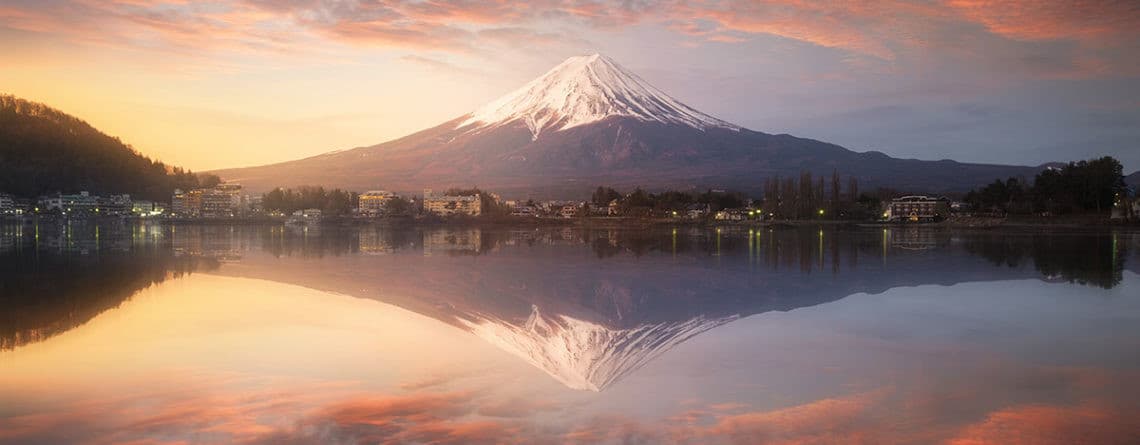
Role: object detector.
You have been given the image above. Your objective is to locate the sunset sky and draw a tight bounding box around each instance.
[2,0,1138,172]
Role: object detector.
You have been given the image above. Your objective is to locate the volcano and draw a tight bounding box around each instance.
[213,54,1046,197]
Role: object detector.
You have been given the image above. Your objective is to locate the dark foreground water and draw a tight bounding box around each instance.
[2,222,1139,444]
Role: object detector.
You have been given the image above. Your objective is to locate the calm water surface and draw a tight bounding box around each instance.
[2,223,1139,444]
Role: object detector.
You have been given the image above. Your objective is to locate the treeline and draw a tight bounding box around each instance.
[592,171,880,219]
[262,186,358,215]
[0,95,218,201]
[761,171,877,219]
[964,156,1126,215]
[591,186,747,215]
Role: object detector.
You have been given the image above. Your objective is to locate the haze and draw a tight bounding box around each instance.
[2,0,1138,171]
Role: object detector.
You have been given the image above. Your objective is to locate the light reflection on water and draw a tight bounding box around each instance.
[1,223,1139,444]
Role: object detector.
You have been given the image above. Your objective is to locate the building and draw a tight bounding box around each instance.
[171,189,202,217]
[0,194,14,215]
[359,190,395,216]
[714,209,747,221]
[685,203,710,219]
[132,200,165,217]
[40,191,99,214]
[608,199,621,216]
[202,183,243,218]
[560,204,581,218]
[101,194,133,216]
[510,205,537,217]
[172,183,242,218]
[423,189,482,216]
[888,196,950,222]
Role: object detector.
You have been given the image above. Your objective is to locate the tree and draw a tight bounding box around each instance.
[963,156,1126,215]
[830,169,841,215]
[592,186,621,207]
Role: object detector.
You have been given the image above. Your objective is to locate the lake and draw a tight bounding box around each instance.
[2,222,1139,444]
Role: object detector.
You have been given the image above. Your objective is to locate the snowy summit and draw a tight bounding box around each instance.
[459,54,739,140]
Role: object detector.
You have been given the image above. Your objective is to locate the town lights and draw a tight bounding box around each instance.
[818,209,824,216]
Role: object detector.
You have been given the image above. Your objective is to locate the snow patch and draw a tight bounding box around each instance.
[459,54,739,139]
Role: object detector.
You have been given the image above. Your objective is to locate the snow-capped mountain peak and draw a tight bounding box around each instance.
[459,54,739,140]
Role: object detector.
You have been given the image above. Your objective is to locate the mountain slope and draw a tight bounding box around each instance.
[0,95,216,200]
[213,55,1046,197]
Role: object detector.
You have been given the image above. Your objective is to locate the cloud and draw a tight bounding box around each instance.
[946,0,1140,42]
[2,0,1137,79]
[4,366,1140,445]
[947,403,1140,445]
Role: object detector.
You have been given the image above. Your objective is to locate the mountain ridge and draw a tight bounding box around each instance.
[212,55,1050,197]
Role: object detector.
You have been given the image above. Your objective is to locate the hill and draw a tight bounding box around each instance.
[212,54,1047,198]
[0,95,216,201]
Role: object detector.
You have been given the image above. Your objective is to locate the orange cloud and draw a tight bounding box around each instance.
[948,403,1140,445]
[946,0,1140,42]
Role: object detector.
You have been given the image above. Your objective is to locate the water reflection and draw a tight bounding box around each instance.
[2,223,1135,389]
[2,223,1139,444]
[0,223,218,350]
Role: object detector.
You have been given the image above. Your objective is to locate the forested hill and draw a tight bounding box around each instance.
[0,95,217,201]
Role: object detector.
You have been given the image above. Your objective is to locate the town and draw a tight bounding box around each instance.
[3,161,1139,225]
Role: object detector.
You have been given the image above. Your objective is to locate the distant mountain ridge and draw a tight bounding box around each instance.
[212,54,1052,197]
[0,95,214,200]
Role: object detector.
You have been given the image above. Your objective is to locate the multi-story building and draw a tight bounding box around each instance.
[887,196,950,222]
[358,190,395,216]
[202,183,243,218]
[423,189,482,216]
[171,189,203,217]
[172,183,242,218]
[100,194,133,216]
[40,191,100,214]
[132,200,165,217]
[0,194,14,215]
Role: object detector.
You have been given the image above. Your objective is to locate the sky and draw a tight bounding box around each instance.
[1,0,1138,172]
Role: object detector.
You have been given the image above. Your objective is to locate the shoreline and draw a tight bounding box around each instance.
[3,214,1138,231]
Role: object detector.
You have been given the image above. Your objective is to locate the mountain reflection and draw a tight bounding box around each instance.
[2,223,1134,390]
[0,223,219,350]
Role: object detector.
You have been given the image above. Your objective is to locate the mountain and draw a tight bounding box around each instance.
[213,54,1050,197]
[0,95,216,200]
[1127,171,1140,189]
[213,54,1047,197]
